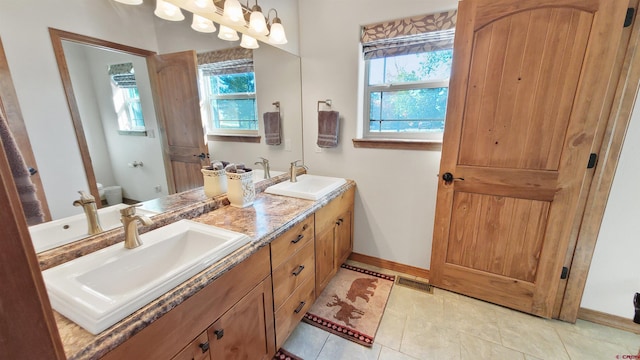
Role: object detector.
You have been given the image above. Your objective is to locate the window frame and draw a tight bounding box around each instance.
[199,70,259,136]
[362,55,449,141]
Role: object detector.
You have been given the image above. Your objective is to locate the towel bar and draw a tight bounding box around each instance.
[317,99,332,112]
[272,101,280,109]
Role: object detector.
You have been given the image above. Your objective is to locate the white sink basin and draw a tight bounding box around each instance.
[264,174,347,200]
[252,169,285,183]
[42,219,250,334]
[29,204,158,253]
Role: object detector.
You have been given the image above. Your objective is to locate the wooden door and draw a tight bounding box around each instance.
[208,278,276,360]
[430,0,628,317]
[315,225,335,296]
[147,51,208,194]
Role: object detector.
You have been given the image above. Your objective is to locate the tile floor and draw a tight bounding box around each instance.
[282,261,640,360]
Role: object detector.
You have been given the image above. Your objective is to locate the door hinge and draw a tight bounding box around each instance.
[587,153,598,169]
[625,8,635,28]
[560,266,569,279]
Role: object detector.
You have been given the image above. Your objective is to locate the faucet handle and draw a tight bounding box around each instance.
[258,157,269,164]
[120,204,142,217]
[73,190,96,206]
[291,160,302,167]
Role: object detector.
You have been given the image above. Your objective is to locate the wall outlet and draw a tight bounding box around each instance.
[154,185,162,193]
[284,138,292,151]
[147,129,155,138]
[315,145,323,153]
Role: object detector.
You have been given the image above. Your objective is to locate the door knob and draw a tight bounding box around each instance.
[194,152,209,160]
[442,172,464,184]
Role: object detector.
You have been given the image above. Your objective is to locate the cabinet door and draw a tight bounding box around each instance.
[172,332,210,360]
[208,277,275,360]
[334,209,352,268]
[315,225,335,296]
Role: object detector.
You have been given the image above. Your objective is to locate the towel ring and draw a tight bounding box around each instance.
[272,101,280,109]
[317,99,332,112]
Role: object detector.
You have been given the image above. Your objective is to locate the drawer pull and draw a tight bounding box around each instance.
[294,301,306,314]
[213,329,224,340]
[302,224,309,230]
[199,342,210,352]
[292,265,305,276]
[291,234,304,244]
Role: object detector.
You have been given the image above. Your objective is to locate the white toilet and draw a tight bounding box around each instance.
[103,186,123,205]
[96,183,106,202]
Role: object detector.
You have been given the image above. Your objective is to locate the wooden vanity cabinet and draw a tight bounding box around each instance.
[171,332,210,360]
[102,246,274,360]
[269,216,316,349]
[314,187,355,296]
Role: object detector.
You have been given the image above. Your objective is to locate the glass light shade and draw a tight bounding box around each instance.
[240,34,259,49]
[191,14,216,33]
[193,0,212,8]
[223,0,244,24]
[218,25,240,41]
[113,0,143,4]
[268,22,287,44]
[249,6,268,36]
[154,0,185,21]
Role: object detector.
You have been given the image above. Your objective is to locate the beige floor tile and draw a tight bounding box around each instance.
[316,334,382,360]
[386,286,445,325]
[378,346,419,360]
[281,322,329,360]
[442,297,502,344]
[400,316,461,360]
[497,312,570,360]
[459,333,525,360]
[556,327,632,359]
[374,309,407,351]
[550,318,640,351]
[524,355,543,360]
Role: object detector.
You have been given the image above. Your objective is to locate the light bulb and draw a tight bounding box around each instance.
[113,0,143,4]
[249,5,268,36]
[191,14,216,33]
[154,0,185,21]
[223,0,244,24]
[218,25,240,41]
[268,20,287,44]
[193,0,211,8]
[240,34,259,49]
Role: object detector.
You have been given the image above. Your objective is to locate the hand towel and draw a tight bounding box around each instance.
[263,111,281,145]
[0,111,44,225]
[317,110,339,148]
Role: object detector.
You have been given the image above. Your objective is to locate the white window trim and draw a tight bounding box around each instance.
[362,57,449,141]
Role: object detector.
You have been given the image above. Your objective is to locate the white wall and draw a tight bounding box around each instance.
[298,0,456,269]
[581,94,640,321]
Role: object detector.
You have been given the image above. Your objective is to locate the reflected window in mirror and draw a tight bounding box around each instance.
[197,47,258,136]
[108,62,146,135]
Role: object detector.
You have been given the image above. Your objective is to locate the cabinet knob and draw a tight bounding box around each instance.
[199,342,210,352]
[292,265,305,276]
[294,301,306,314]
[335,218,344,225]
[213,329,224,340]
[291,234,304,244]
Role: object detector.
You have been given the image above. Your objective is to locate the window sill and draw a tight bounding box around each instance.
[118,130,147,137]
[207,134,261,143]
[352,138,442,151]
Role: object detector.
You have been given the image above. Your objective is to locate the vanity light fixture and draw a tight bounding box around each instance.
[223,0,244,24]
[193,0,213,9]
[154,0,185,21]
[266,9,287,45]
[192,14,217,33]
[249,1,269,36]
[240,34,259,49]
[218,25,240,41]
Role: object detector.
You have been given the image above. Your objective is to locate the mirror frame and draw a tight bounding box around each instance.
[49,28,157,207]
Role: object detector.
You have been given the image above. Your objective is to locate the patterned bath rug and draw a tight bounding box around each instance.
[302,264,395,347]
[273,348,303,360]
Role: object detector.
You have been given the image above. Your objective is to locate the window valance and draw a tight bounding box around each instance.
[197,47,254,76]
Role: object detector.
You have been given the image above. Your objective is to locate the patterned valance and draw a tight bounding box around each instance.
[361,10,457,60]
[197,47,254,76]
[108,63,137,88]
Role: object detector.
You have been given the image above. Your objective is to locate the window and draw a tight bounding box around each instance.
[108,62,146,134]
[361,10,457,141]
[198,47,258,135]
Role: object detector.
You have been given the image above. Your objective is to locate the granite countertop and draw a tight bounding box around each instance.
[53,179,355,360]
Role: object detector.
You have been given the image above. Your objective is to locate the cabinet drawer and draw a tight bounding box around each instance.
[270,216,314,269]
[315,187,354,232]
[172,332,210,360]
[274,276,315,349]
[272,240,315,310]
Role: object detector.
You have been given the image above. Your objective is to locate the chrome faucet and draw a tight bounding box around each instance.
[73,190,103,235]
[289,160,308,183]
[254,157,271,179]
[120,205,154,249]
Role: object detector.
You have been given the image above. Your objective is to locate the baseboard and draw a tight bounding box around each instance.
[348,252,430,279]
[578,307,640,335]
